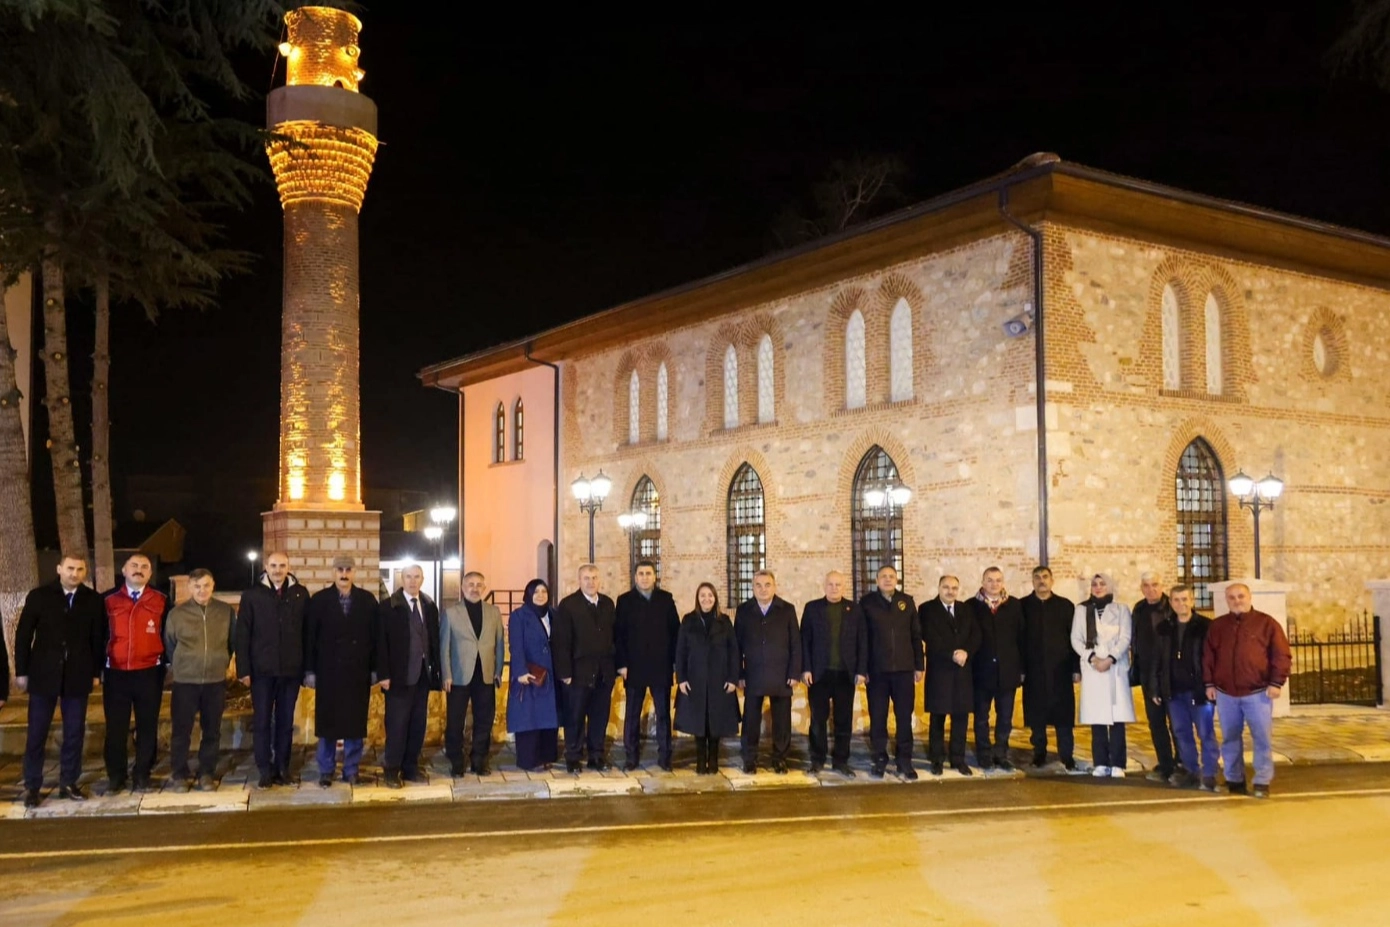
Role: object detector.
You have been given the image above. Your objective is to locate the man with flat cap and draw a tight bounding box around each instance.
[305,556,382,786]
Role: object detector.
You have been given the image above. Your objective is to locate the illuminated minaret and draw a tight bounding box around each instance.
[262,6,380,584]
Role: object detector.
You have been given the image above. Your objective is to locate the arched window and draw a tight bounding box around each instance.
[1175,437,1228,609]
[722,344,739,429]
[630,476,662,580]
[1204,293,1223,395]
[656,362,669,442]
[845,310,866,410]
[889,298,913,402]
[851,446,904,599]
[628,370,641,444]
[1161,284,1181,390]
[757,334,775,424]
[493,402,506,463]
[513,399,525,461]
[726,463,765,605]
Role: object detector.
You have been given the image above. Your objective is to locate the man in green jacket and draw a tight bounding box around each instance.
[164,569,236,791]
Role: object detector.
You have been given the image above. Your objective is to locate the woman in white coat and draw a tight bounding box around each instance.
[1071,573,1136,778]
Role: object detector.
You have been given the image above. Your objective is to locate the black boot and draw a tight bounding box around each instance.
[694,737,708,775]
[707,740,720,775]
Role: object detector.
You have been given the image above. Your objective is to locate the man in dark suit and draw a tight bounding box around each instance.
[800,570,866,776]
[615,560,680,771]
[735,569,801,775]
[1020,565,1079,769]
[922,575,980,776]
[552,563,618,773]
[14,554,106,807]
[861,564,924,780]
[378,564,442,788]
[970,566,1025,771]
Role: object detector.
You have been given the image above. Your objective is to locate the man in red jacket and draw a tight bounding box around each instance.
[1202,583,1290,799]
[103,554,169,792]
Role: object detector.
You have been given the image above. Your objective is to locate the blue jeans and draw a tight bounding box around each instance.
[1167,691,1218,778]
[1216,690,1274,786]
[315,737,364,779]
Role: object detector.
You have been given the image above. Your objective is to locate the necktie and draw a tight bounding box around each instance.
[948,604,953,616]
[66,591,74,611]
[410,597,422,622]
[132,590,140,603]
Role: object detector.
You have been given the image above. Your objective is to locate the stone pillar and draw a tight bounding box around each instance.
[262,7,381,589]
[1209,579,1293,718]
[1364,580,1390,709]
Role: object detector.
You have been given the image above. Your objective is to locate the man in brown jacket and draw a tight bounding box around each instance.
[1202,583,1291,799]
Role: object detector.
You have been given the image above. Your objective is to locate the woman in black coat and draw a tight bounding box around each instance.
[674,583,740,774]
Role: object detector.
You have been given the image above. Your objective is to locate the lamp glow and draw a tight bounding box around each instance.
[423,526,443,541]
[1228,471,1254,498]
[571,474,592,502]
[863,488,886,509]
[590,470,612,502]
[1257,473,1284,500]
[430,505,457,525]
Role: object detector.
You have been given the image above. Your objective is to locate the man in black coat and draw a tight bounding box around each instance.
[735,569,801,774]
[970,566,1024,771]
[1020,565,1079,770]
[615,560,681,771]
[552,564,618,773]
[378,564,442,788]
[305,556,383,787]
[235,551,311,788]
[14,554,106,807]
[799,570,866,776]
[1133,572,1179,782]
[922,576,980,776]
[861,565,923,780]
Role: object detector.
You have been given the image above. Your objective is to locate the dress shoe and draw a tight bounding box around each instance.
[930,761,944,776]
[1061,757,1077,772]
[899,765,919,781]
[565,760,583,774]
[1252,784,1270,799]
[450,764,466,778]
[994,757,1014,772]
[869,762,886,779]
[58,783,87,801]
[108,777,128,794]
[197,775,217,792]
[475,761,491,777]
[132,777,152,793]
[383,772,403,789]
[1031,752,1047,768]
[23,789,40,809]
[1199,776,1217,792]
[1227,780,1248,795]
[657,762,673,773]
[271,771,288,787]
[742,762,757,775]
[257,772,274,789]
[319,775,334,789]
[403,771,427,784]
[170,779,192,794]
[343,774,361,786]
[832,762,856,778]
[587,760,611,772]
[773,761,788,775]
[978,758,994,771]
[952,762,973,776]
[622,761,639,772]
[1145,768,1171,782]
[808,760,824,773]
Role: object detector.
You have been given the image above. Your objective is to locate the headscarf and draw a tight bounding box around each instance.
[522,579,550,616]
[1083,572,1116,648]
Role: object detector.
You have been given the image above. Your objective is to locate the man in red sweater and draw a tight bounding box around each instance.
[103,554,169,792]
[1202,583,1291,799]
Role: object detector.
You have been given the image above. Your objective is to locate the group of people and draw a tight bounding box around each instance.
[2,550,1292,808]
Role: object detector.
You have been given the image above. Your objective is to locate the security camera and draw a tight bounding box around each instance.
[1003,303,1035,338]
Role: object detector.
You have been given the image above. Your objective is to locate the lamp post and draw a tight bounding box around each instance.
[1228,470,1283,579]
[428,505,457,603]
[571,470,612,564]
[617,511,649,578]
[246,550,258,587]
[861,479,912,588]
[424,525,444,603]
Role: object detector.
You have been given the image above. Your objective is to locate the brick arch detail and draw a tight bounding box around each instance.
[640,343,675,443]
[1138,256,1202,392]
[1189,263,1253,398]
[1299,306,1351,383]
[834,426,920,495]
[736,311,786,426]
[875,273,932,398]
[1155,418,1252,581]
[612,350,641,446]
[822,287,868,414]
[704,322,744,434]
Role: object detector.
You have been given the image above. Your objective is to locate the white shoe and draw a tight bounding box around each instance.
[1091,765,1111,777]
[1110,766,1127,778]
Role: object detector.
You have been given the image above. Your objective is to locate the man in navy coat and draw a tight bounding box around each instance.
[735,570,801,775]
[800,570,866,776]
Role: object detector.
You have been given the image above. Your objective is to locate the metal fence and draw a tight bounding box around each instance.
[1287,612,1382,707]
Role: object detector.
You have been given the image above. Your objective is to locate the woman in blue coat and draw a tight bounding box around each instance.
[507,579,560,771]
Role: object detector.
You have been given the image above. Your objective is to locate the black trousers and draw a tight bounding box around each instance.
[741,693,791,764]
[445,672,496,769]
[103,667,162,781]
[808,669,854,764]
[973,684,1017,762]
[24,693,88,790]
[563,670,615,763]
[170,682,226,779]
[928,712,969,765]
[867,671,915,767]
[251,674,300,776]
[1092,722,1127,769]
[1143,692,1177,774]
[622,681,672,765]
[1030,722,1075,762]
[384,677,431,776]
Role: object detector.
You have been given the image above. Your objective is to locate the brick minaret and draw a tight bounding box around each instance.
[262,7,380,587]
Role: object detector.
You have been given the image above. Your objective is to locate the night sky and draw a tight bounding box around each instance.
[32,5,1390,579]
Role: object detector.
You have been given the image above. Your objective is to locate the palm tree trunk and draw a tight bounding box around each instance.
[92,270,115,592]
[0,277,40,677]
[40,243,90,559]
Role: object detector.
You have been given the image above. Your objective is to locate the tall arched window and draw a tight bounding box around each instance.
[851,446,904,599]
[726,463,765,605]
[513,399,524,461]
[656,362,669,442]
[757,334,775,424]
[1161,284,1181,390]
[845,310,866,410]
[628,370,641,444]
[722,344,739,429]
[1204,293,1223,395]
[889,298,913,402]
[630,476,662,580]
[1175,437,1228,609]
[493,402,506,463]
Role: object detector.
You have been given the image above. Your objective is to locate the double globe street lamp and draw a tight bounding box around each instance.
[571,471,612,564]
[1228,470,1283,579]
[860,478,912,583]
[617,510,649,575]
[424,505,457,603]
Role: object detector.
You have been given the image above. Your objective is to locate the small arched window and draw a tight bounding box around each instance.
[845,310,866,410]
[757,334,775,424]
[628,369,641,444]
[513,399,524,461]
[493,402,506,463]
[656,362,669,442]
[1204,292,1223,395]
[722,344,739,429]
[889,298,913,402]
[1161,284,1181,390]
[726,463,766,605]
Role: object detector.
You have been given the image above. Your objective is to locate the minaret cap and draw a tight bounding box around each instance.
[279,6,366,91]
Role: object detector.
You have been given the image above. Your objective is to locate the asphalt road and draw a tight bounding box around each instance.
[0,764,1386,925]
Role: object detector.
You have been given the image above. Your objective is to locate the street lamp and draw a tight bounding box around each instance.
[571,470,612,564]
[428,504,457,603]
[861,478,912,589]
[246,550,258,587]
[1228,469,1284,579]
[617,510,649,578]
[424,525,444,603]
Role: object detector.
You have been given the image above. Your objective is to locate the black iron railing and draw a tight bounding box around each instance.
[1287,612,1382,706]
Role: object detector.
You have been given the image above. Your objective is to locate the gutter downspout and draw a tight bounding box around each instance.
[524,344,561,591]
[998,185,1050,566]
